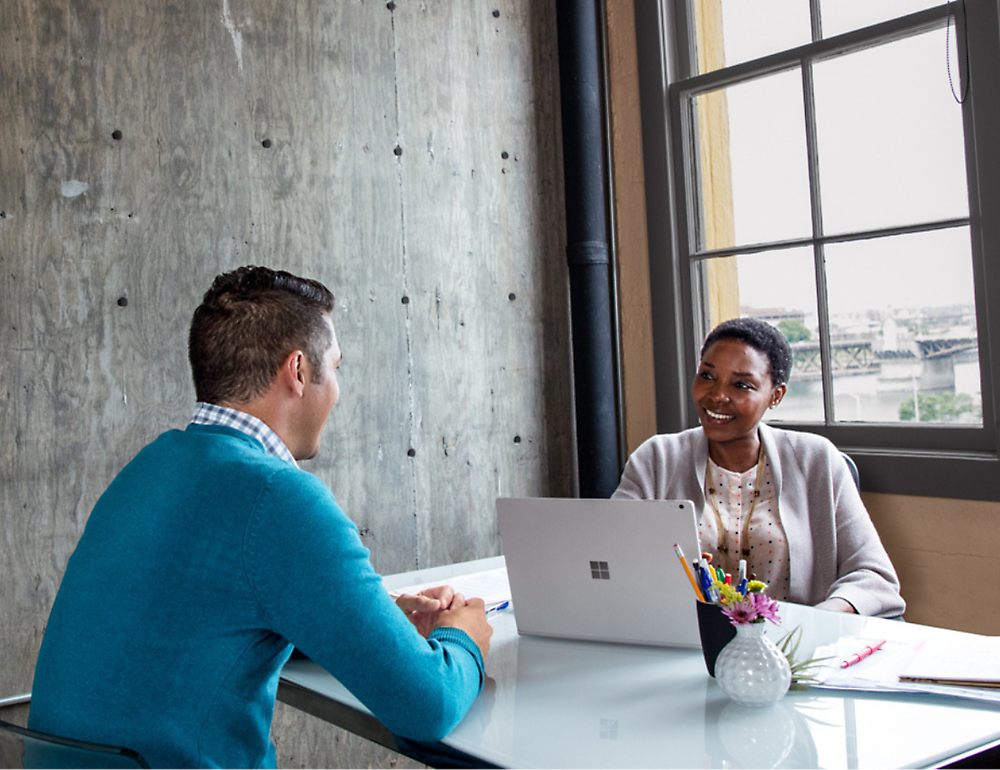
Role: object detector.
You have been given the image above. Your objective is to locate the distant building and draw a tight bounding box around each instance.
[742,307,807,325]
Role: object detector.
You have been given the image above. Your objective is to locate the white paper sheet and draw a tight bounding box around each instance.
[810,634,1000,704]
[391,567,511,610]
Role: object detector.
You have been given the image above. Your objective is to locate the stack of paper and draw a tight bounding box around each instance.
[811,633,1000,704]
[812,636,922,691]
[898,635,1000,689]
[391,567,511,611]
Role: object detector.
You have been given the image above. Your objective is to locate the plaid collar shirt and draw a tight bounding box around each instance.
[190,402,298,468]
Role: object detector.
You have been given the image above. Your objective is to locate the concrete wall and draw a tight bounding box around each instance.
[0,0,573,765]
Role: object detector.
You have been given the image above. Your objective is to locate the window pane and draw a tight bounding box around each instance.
[820,0,943,39]
[699,0,811,73]
[692,70,812,251]
[717,248,825,423]
[813,28,969,236]
[825,229,981,425]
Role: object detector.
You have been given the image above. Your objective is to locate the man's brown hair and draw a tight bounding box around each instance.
[188,266,335,405]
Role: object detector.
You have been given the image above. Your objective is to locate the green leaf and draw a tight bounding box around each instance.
[777,625,831,690]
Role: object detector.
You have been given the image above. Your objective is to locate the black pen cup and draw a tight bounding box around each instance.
[697,600,737,677]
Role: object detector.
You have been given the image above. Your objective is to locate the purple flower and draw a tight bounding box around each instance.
[720,593,783,627]
[721,596,758,626]
[751,592,782,625]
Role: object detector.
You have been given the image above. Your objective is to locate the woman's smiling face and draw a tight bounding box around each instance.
[692,338,786,448]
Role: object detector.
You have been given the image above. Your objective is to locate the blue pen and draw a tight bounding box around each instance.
[699,565,714,597]
[692,559,705,591]
[486,600,510,616]
[737,578,748,595]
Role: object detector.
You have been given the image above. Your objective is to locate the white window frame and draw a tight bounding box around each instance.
[634,1,1000,499]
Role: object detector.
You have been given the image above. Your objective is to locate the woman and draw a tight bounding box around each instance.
[613,317,904,617]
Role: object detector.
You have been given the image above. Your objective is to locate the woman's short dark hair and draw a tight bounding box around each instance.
[700,317,793,386]
[188,266,336,405]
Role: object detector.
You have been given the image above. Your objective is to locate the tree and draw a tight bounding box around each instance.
[898,391,981,423]
[776,319,811,344]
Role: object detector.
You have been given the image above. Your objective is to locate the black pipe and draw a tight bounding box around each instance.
[556,0,620,498]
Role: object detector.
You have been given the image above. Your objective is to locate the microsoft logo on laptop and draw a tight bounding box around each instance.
[590,560,610,580]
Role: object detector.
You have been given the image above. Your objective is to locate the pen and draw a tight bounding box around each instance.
[486,600,510,616]
[840,639,887,668]
[698,564,714,598]
[674,544,706,602]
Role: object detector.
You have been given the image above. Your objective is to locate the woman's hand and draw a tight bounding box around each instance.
[816,597,857,614]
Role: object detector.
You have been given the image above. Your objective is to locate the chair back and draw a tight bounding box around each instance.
[842,452,860,491]
[0,719,149,769]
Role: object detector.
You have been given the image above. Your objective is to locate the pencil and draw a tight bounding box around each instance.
[673,543,706,602]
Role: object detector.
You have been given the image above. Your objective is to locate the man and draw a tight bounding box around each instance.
[29,266,491,768]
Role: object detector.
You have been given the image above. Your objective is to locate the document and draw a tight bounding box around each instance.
[392,567,511,611]
[811,634,1000,704]
[813,636,921,690]
[898,635,1000,688]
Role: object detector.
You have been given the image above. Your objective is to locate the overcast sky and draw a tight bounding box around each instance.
[714,1,975,318]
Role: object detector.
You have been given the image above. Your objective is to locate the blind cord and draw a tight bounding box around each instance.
[946,0,970,104]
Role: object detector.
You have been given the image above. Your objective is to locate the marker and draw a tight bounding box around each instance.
[840,639,887,668]
[698,564,714,597]
[738,559,747,584]
[692,560,709,595]
[486,600,510,616]
[673,544,706,602]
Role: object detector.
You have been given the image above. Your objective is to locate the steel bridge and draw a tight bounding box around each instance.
[790,336,977,381]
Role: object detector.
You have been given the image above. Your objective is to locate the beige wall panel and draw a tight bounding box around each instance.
[605,0,657,454]
[0,0,570,764]
[865,492,1000,635]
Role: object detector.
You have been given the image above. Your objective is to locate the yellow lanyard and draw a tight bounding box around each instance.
[705,443,766,576]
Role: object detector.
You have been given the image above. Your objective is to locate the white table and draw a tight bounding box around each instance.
[278,556,1000,768]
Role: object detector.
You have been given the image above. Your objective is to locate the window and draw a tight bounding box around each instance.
[635,1,1000,498]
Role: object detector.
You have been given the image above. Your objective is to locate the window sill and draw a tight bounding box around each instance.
[847,448,1000,501]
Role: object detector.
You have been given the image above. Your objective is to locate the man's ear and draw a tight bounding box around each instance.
[280,350,307,397]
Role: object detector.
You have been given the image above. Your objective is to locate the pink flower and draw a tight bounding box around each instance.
[720,593,783,627]
[751,592,782,625]
[721,596,758,626]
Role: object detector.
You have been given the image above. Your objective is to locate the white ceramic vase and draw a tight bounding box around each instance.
[714,622,791,707]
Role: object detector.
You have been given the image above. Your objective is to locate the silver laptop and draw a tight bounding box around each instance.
[496,497,702,648]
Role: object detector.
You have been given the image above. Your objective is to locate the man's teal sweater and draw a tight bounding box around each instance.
[29,423,484,768]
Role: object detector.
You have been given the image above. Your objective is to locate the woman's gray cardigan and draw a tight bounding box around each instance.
[612,423,905,618]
